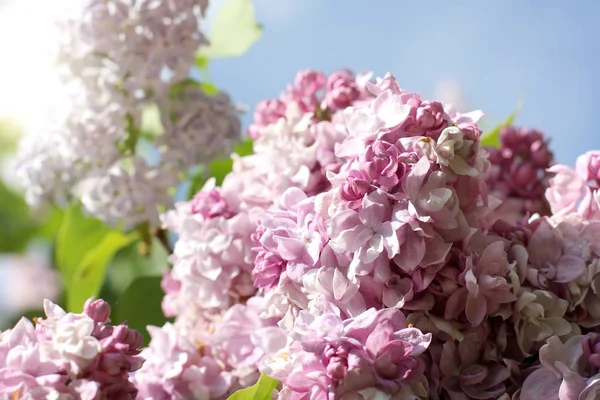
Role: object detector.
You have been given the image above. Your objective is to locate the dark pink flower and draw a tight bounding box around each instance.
[439,329,511,400]
[248,98,287,138]
[324,69,360,111]
[445,241,517,326]
[359,140,408,190]
[338,169,372,209]
[190,178,234,219]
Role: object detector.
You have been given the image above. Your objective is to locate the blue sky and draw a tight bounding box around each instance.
[208,0,600,165]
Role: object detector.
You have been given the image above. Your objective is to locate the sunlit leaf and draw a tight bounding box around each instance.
[200,81,219,96]
[66,230,137,311]
[227,373,280,400]
[170,78,220,98]
[198,0,263,59]
[56,204,136,311]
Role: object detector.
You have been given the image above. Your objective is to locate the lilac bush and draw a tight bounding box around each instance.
[125,68,600,399]
[3,1,600,399]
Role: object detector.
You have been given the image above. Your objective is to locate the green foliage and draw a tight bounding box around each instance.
[481,104,522,148]
[198,0,263,59]
[111,276,172,346]
[227,373,280,400]
[196,55,210,71]
[0,181,40,253]
[200,81,219,96]
[118,113,142,155]
[56,204,137,311]
[187,138,254,198]
[170,78,220,100]
[103,238,168,299]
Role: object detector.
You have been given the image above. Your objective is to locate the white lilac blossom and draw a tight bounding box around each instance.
[14,0,241,228]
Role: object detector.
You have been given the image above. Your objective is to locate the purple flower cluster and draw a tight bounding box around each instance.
[0,298,143,399]
[485,126,555,224]
[138,70,600,399]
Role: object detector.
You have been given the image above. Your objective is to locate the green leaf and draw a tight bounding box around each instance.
[200,82,219,96]
[481,103,522,148]
[111,276,172,346]
[56,204,109,278]
[209,157,235,186]
[198,0,263,59]
[103,238,168,297]
[196,55,209,70]
[170,78,220,98]
[227,373,280,400]
[67,230,137,311]
[56,204,136,311]
[0,181,40,252]
[117,113,142,155]
[235,138,254,157]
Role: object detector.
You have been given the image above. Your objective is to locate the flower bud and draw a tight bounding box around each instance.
[84,297,111,323]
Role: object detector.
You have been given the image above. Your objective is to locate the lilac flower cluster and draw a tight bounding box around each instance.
[127,70,600,399]
[135,70,372,395]
[485,125,554,224]
[158,69,374,328]
[0,298,143,399]
[14,0,240,228]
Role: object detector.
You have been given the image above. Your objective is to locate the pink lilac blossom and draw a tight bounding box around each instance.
[486,126,554,224]
[437,327,511,400]
[0,298,143,399]
[208,296,287,390]
[133,323,231,400]
[242,69,372,202]
[262,306,431,399]
[149,69,600,399]
[521,334,600,400]
[546,151,600,221]
[160,178,257,321]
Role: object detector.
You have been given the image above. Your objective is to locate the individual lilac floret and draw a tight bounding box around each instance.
[0,298,143,399]
[190,178,235,219]
[324,69,361,111]
[248,99,287,139]
[438,328,511,400]
[444,241,517,326]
